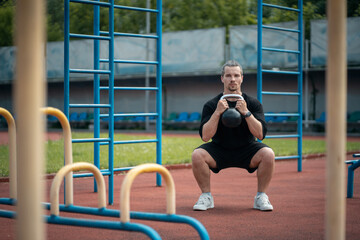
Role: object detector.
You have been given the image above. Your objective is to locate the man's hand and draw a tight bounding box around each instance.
[215,99,229,115]
[235,98,248,115]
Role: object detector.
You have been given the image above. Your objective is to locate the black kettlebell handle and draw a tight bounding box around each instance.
[220,94,244,101]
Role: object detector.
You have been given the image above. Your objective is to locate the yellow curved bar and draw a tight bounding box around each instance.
[0,108,17,199]
[120,163,176,223]
[50,162,106,216]
[41,107,73,205]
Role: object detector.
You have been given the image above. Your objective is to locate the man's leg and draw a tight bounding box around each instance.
[191,148,217,193]
[191,148,217,210]
[249,147,275,211]
[249,147,275,192]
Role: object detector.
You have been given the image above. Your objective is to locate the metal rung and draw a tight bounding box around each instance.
[262,3,300,12]
[100,139,158,145]
[266,134,300,139]
[70,0,110,7]
[69,33,110,41]
[72,138,111,143]
[73,169,112,178]
[100,87,159,91]
[70,69,111,74]
[114,167,135,172]
[262,91,300,96]
[100,31,158,39]
[262,47,300,54]
[100,59,158,65]
[262,69,300,75]
[275,155,300,160]
[69,104,111,108]
[114,4,158,13]
[101,113,158,118]
[263,25,300,33]
[265,113,300,117]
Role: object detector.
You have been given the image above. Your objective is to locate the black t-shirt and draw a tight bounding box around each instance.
[199,93,267,149]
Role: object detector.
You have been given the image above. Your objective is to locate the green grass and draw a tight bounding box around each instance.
[0,132,360,177]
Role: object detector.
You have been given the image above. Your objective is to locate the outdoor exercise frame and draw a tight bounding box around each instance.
[64,0,163,205]
[257,0,303,171]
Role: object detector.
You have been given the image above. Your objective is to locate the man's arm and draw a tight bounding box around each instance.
[201,99,228,142]
[236,99,264,140]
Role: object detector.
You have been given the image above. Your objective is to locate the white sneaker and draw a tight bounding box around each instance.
[193,194,214,211]
[254,193,273,211]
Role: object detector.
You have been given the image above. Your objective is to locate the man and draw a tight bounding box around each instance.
[191,60,275,211]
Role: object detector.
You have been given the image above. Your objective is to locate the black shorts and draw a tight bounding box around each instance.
[197,141,269,174]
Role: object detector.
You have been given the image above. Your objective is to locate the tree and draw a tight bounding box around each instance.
[0,0,14,47]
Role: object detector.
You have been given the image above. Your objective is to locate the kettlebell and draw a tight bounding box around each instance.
[220,94,244,128]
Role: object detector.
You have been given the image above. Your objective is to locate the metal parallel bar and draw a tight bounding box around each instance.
[108,0,115,205]
[100,31,158,39]
[69,33,110,40]
[262,47,300,54]
[262,3,300,12]
[155,0,163,186]
[266,134,300,139]
[72,138,111,143]
[64,0,70,119]
[262,91,300,96]
[69,104,111,108]
[113,139,158,145]
[100,59,158,65]
[100,87,158,91]
[93,0,101,194]
[70,0,110,7]
[275,155,300,160]
[262,69,300,75]
[69,69,111,74]
[114,4,158,13]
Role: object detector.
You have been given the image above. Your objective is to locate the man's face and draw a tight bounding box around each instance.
[221,66,243,92]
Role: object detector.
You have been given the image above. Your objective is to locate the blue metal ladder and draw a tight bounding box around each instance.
[257,0,303,171]
[64,0,163,204]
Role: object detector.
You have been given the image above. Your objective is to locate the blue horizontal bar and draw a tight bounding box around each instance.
[100,31,158,39]
[114,167,135,172]
[263,25,300,33]
[69,104,111,108]
[266,134,300,139]
[262,47,300,54]
[70,69,111,74]
[275,155,300,160]
[107,87,159,91]
[73,170,111,178]
[262,91,300,96]
[72,138,111,143]
[108,139,159,145]
[114,4,158,13]
[262,3,300,12]
[69,33,110,41]
[265,113,300,117]
[70,0,110,7]
[100,59,158,65]
[105,113,158,117]
[262,69,300,75]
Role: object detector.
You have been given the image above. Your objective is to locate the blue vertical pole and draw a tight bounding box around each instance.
[297,0,303,172]
[156,0,163,187]
[64,0,70,119]
[93,0,100,192]
[108,0,115,204]
[257,0,263,103]
[64,0,70,204]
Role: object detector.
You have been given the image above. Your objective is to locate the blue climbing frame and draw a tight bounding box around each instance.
[64,0,163,204]
[257,0,303,171]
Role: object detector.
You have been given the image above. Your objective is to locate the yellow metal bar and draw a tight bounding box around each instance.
[120,163,175,223]
[50,162,106,216]
[41,107,73,205]
[0,108,17,199]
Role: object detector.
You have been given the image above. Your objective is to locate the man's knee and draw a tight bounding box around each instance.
[250,147,275,168]
[192,148,216,169]
[262,148,275,165]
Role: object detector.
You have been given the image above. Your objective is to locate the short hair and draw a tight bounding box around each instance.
[221,60,243,76]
